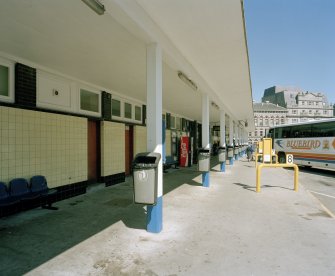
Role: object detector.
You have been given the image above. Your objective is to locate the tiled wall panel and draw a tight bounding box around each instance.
[0,106,87,188]
[133,125,147,156]
[101,121,125,176]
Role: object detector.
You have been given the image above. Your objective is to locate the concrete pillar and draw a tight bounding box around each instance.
[228,117,234,165]
[234,121,238,160]
[146,43,163,233]
[219,109,226,172]
[201,94,210,187]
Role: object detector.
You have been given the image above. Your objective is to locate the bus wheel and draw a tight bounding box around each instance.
[278,153,286,164]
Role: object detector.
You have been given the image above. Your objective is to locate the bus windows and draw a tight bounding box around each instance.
[282,127,291,138]
[293,125,312,138]
[312,122,335,137]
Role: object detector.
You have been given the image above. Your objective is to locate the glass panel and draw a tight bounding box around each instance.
[312,122,335,137]
[112,99,121,117]
[282,127,291,138]
[0,65,9,97]
[170,116,176,128]
[135,105,141,121]
[176,117,181,130]
[124,102,132,119]
[292,125,312,138]
[80,89,99,112]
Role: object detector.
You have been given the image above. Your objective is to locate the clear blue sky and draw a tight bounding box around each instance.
[244,0,335,104]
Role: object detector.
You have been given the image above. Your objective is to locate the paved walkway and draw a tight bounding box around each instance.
[1,157,335,275]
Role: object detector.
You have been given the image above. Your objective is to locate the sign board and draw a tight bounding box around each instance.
[286,154,294,164]
[258,141,263,154]
[262,138,272,163]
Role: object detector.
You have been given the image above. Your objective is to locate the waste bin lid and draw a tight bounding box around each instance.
[198,148,210,153]
[133,152,161,165]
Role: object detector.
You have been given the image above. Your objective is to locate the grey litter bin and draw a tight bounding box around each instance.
[227,146,234,158]
[198,148,210,172]
[218,146,226,163]
[132,152,161,205]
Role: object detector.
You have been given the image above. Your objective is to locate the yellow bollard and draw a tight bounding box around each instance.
[256,163,299,193]
[293,164,299,192]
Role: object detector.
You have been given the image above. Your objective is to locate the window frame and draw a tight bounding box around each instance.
[78,86,101,117]
[111,97,122,118]
[0,56,14,103]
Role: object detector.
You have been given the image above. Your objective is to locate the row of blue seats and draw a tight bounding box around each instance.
[0,176,57,217]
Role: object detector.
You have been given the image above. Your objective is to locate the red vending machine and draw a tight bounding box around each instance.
[179,136,189,167]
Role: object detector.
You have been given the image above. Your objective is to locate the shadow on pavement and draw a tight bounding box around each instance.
[0,163,205,275]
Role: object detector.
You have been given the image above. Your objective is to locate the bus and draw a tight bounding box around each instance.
[267,118,335,169]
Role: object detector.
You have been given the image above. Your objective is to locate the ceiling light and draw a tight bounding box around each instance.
[178,71,198,91]
[211,101,219,110]
[81,0,105,15]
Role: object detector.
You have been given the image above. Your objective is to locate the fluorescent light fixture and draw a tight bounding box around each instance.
[81,0,105,15]
[211,101,219,110]
[177,71,198,91]
[238,120,248,127]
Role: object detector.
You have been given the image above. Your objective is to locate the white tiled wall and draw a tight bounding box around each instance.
[133,125,147,156]
[101,121,125,176]
[165,129,172,156]
[0,106,87,188]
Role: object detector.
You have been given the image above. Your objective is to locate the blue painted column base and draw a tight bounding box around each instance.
[147,196,163,233]
[234,154,238,160]
[202,172,210,187]
[229,157,234,165]
[220,162,226,172]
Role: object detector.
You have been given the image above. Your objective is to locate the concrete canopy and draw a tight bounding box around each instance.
[0,0,253,129]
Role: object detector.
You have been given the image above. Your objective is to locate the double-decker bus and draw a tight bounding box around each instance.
[267,118,335,169]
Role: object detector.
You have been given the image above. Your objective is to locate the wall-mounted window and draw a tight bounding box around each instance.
[135,105,142,121]
[0,65,9,97]
[79,88,100,116]
[170,116,176,129]
[112,99,121,117]
[176,117,181,130]
[0,57,14,103]
[124,102,132,119]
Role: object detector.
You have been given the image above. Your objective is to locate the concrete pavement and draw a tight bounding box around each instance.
[1,157,335,275]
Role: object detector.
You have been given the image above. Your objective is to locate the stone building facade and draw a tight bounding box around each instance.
[262,86,333,124]
[248,102,287,144]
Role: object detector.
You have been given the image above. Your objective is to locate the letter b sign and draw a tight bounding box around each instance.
[286,154,294,164]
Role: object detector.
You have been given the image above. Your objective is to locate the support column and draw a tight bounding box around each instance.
[239,126,242,157]
[219,109,226,172]
[234,121,238,161]
[202,94,210,187]
[228,117,234,165]
[146,43,163,233]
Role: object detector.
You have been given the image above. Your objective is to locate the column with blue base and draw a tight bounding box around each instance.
[147,196,163,233]
[146,43,163,233]
[202,172,209,187]
[220,162,226,172]
[229,157,234,165]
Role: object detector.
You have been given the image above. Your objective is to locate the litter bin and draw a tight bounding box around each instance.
[218,146,226,163]
[198,148,210,172]
[132,152,161,205]
[227,145,234,158]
